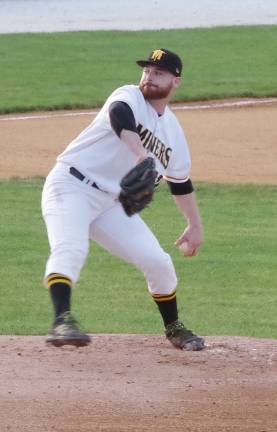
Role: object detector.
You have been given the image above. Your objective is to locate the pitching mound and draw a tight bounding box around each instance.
[1,334,277,431]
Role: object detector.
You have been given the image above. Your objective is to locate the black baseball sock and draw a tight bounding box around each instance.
[46,273,72,318]
[152,291,178,327]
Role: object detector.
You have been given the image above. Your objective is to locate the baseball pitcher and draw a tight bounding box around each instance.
[42,48,204,351]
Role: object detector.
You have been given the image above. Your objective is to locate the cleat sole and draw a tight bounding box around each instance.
[46,335,91,348]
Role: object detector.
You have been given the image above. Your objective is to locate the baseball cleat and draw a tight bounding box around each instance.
[46,311,91,347]
[165,320,204,351]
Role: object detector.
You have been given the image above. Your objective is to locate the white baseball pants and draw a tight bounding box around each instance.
[42,163,177,295]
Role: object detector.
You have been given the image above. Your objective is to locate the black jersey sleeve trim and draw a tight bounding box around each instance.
[167,179,194,195]
[109,101,137,137]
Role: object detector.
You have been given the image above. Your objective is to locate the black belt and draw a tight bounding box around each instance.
[69,166,100,190]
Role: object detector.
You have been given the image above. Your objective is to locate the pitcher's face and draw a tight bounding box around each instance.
[139,65,180,100]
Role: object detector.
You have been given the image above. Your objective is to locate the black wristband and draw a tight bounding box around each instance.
[167,179,194,195]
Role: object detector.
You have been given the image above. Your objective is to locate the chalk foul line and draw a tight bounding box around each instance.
[1,98,277,121]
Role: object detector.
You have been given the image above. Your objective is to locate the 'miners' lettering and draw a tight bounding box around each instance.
[137,123,172,168]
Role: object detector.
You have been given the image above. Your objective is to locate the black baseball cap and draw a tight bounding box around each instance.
[136,48,182,77]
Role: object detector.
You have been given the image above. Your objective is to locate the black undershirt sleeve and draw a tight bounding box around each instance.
[167,179,194,195]
[109,101,137,137]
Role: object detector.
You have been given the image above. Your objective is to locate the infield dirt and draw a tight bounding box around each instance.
[1,99,277,184]
[0,100,276,431]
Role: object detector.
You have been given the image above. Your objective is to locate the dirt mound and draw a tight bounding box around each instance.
[1,334,276,431]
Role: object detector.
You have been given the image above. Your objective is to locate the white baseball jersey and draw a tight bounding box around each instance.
[57,85,191,196]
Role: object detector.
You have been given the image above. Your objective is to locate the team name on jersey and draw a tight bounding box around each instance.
[137,124,172,168]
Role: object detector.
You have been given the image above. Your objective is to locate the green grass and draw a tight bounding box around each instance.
[0,179,276,338]
[0,25,277,113]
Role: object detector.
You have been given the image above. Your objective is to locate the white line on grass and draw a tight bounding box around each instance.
[1,98,277,122]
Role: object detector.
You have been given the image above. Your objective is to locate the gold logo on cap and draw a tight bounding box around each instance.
[151,49,165,61]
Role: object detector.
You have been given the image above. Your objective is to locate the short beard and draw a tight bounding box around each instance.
[139,82,172,100]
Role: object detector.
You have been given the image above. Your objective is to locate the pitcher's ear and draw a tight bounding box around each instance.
[173,76,181,89]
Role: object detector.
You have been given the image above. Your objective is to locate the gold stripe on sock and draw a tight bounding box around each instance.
[154,293,177,302]
[152,290,176,302]
[46,274,72,288]
[47,273,71,283]
[152,290,176,298]
[47,278,72,288]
